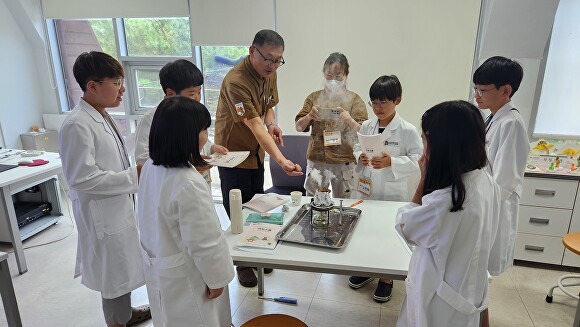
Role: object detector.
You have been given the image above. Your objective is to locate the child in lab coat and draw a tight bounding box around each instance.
[134,59,227,184]
[137,96,235,327]
[59,51,150,327]
[473,56,529,326]
[395,100,501,327]
[348,75,423,303]
[473,56,529,276]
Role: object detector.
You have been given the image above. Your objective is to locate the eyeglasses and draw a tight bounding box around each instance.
[473,86,496,97]
[96,78,125,90]
[325,73,345,80]
[253,46,285,67]
[368,100,389,107]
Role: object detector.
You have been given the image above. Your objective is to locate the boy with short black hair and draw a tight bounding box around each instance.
[473,56,529,276]
[134,59,227,182]
[59,51,150,327]
[349,75,423,303]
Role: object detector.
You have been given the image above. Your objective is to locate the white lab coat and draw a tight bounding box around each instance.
[353,114,423,201]
[134,106,213,165]
[395,169,500,327]
[137,160,235,327]
[58,99,144,299]
[485,102,529,276]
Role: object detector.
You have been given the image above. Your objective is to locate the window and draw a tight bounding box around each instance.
[124,18,191,57]
[533,0,580,139]
[49,18,256,198]
[53,19,121,112]
[200,46,247,142]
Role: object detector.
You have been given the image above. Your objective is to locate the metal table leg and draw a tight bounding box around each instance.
[257,267,264,296]
[0,255,22,327]
[1,188,27,274]
[575,292,580,327]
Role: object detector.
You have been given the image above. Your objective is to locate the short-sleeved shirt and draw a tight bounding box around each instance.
[214,56,279,169]
[295,90,367,164]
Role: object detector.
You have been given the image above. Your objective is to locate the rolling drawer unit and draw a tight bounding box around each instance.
[515,175,580,266]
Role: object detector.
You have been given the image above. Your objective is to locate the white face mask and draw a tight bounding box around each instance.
[325,79,345,93]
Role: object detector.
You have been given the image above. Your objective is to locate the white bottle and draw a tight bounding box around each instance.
[229,189,244,234]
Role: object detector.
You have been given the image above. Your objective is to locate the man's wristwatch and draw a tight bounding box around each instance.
[265,121,277,129]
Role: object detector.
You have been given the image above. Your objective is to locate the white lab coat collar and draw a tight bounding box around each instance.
[78,98,115,137]
[490,101,514,122]
[382,112,402,132]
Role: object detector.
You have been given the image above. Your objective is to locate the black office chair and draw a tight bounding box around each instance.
[264,134,309,195]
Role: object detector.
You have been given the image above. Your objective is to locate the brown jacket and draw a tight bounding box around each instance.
[295,90,367,164]
[214,57,279,169]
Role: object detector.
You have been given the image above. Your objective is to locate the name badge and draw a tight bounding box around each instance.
[357,177,372,196]
[323,131,342,146]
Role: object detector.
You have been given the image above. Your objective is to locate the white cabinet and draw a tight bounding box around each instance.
[516,175,580,267]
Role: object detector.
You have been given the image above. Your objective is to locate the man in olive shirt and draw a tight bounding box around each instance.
[214,30,302,287]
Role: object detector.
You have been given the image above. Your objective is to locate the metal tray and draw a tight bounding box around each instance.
[276,203,362,249]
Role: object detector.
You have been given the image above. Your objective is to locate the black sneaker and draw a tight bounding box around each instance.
[348,276,373,289]
[373,281,393,303]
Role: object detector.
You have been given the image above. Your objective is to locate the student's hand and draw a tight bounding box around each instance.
[196,155,213,173]
[210,144,228,155]
[268,123,284,147]
[207,286,224,299]
[307,106,321,122]
[359,153,370,166]
[281,160,303,176]
[370,151,392,169]
[136,163,144,182]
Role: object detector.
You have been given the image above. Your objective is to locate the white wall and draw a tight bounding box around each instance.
[476,0,559,137]
[0,0,60,148]
[0,0,563,147]
[275,0,481,135]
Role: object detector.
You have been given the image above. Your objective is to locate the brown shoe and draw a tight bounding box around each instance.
[237,266,257,287]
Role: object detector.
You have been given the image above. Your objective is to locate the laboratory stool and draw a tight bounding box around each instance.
[240,314,308,327]
[545,232,580,326]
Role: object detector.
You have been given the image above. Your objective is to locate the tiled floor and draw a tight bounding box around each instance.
[1,191,579,326]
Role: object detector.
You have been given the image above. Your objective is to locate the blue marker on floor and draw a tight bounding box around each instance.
[258,296,298,304]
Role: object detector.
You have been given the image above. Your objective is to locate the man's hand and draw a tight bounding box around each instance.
[280,159,303,176]
[359,153,370,166]
[207,286,224,299]
[210,144,228,155]
[268,123,284,147]
[370,151,392,169]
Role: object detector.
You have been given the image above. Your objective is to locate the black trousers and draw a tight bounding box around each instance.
[218,162,264,217]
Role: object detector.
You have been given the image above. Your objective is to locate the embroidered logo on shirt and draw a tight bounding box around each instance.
[235,103,245,116]
[384,140,399,146]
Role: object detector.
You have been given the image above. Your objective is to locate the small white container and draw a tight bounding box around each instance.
[229,189,244,234]
[290,191,302,206]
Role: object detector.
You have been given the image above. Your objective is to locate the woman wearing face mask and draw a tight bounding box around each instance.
[295,52,368,198]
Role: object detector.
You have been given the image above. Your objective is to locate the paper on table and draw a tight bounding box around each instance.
[243,193,288,213]
[357,132,384,157]
[206,151,250,168]
[236,223,283,250]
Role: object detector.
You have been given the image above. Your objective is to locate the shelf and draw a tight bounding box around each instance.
[20,214,61,241]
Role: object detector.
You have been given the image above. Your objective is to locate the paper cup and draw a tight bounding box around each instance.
[290,191,302,206]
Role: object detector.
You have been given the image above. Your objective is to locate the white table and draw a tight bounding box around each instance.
[224,197,412,295]
[0,152,64,274]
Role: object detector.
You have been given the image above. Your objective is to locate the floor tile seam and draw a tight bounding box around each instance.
[513,285,538,327]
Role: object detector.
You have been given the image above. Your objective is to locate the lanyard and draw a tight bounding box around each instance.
[485,108,519,134]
